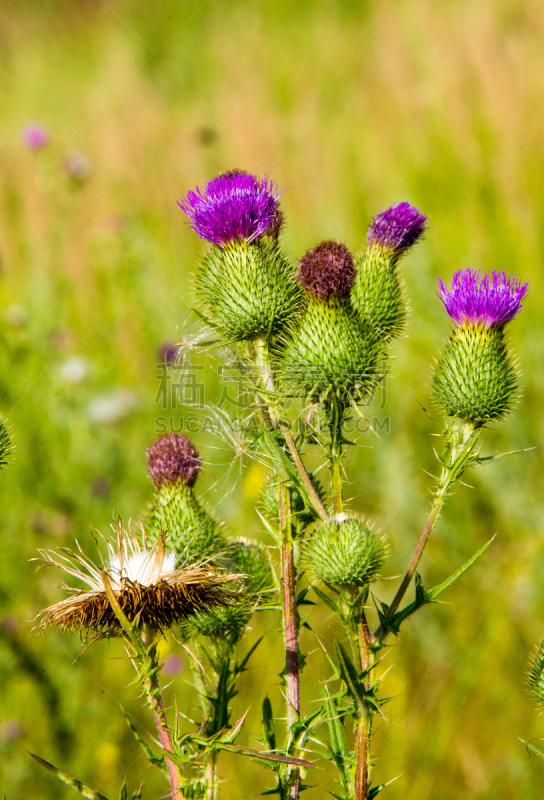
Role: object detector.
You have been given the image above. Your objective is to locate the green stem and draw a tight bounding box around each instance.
[328,395,345,516]
[374,421,479,641]
[254,337,330,524]
[354,610,373,800]
[206,751,217,800]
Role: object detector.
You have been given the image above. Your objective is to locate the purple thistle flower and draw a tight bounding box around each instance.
[158,342,179,365]
[178,170,283,246]
[368,202,427,252]
[21,124,49,151]
[298,240,356,300]
[438,268,528,328]
[147,433,201,489]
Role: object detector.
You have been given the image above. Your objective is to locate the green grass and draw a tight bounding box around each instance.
[1,1,544,797]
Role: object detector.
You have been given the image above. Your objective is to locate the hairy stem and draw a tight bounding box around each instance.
[375,421,479,640]
[355,610,373,800]
[207,750,217,800]
[254,337,330,524]
[141,626,183,800]
[280,482,301,800]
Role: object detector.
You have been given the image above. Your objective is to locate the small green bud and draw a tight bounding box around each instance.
[197,238,303,342]
[180,602,253,641]
[279,296,383,403]
[146,483,227,564]
[226,538,274,597]
[432,324,517,424]
[351,246,406,338]
[304,518,386,587]
[528,639,544,712]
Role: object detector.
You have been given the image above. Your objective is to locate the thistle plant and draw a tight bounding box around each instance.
[32,170,529,800]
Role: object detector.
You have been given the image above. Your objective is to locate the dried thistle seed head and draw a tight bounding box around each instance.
[437,268,528,329]
[178,170,283,246]
[146,433,201,489]
[298,240,356,300]
[37,523,241,635]
[304,519,387,587]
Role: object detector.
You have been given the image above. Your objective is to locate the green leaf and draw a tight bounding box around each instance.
[428,536,495,601]
[130,786,143,800]
[123,711,168,776]
[28,752,109,800]
[118,781,127,800]
[261,696,277,752]
[235,636,264,676]
[520,738,544,761]
[312,586,340,614]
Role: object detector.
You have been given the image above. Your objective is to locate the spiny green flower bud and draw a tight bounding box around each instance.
[226,538,274,597]
[197,237,303,342]
[351,202,426,338]
[145,433,226,563]
[527,638,544,712]
[279,241,383,403]
[304,518,387,588]
[432,269,528,424]
[180,539,273,641]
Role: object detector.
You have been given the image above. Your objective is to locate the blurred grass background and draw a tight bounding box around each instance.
[1,0,544,797]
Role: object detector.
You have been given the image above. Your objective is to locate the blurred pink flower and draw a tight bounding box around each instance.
[21,124,49,151]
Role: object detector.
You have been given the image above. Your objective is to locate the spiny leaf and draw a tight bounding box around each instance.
[28,752,109,800]
[312,585,340,614]
[261,696,277,751]
[520,738,544,761]
[123,711,168,775]
[428,536,495,600]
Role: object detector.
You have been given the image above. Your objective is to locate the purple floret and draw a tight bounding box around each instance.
[298,240,356,300]
[178,170,283,246]
[438,268,528,328]
[368,202,427,252]
[146,433,201,489]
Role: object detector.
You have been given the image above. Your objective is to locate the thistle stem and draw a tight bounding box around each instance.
[207,751,217,800]
[374,421,479,640]
[327,395,345,516]
[141,626,183,800]
[253,337,329,523]
[354,610,373,800]
[280,482,301,800]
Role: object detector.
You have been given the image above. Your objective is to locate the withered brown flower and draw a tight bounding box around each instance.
[37,522,241,634]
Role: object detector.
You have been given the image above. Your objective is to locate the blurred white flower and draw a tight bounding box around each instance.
[88,390,137,424]
[59,356,89,385]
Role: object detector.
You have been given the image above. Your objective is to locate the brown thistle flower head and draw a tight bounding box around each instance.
[37,523,241,635]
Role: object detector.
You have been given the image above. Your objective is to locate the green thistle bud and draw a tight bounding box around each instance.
[226,538,274,597]
[145,434,226,562]
[278,240,383,403]
[352,246,406,338]
[432,270,528,424]
[528,639,544,712]
[304,519,386,588]
[146,483,227,564]
[197,238,303,342]
[432,323,517,424]
[180,538,273,641]
[279,295,383,403]
[351,203,427,338]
